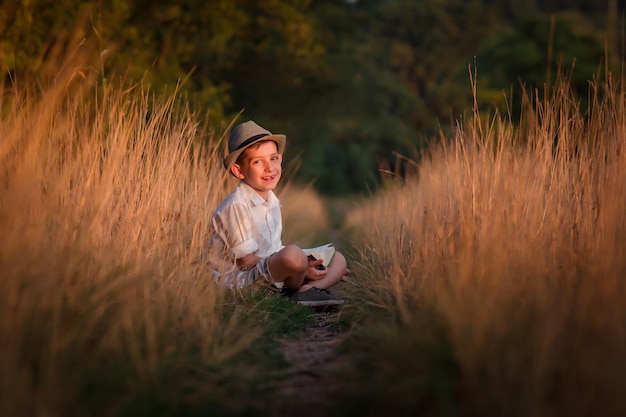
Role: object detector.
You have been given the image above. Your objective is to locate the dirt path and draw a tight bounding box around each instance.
[270,309,349,417]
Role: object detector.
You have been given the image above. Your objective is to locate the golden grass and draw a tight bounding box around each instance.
[279,182,331,246]
[0,49,335,414]
[346,79,626,416]
[0,59,266,414]
[7,42,625,417]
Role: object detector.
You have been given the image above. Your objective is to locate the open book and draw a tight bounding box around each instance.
[302,243,336,267]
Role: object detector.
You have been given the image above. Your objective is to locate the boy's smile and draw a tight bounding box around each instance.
[231,140,282,200]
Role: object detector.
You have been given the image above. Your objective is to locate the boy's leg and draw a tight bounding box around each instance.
[267,244,308,290]
[302,251,349,290]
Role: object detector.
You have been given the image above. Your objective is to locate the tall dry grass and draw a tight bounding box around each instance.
[0,58,264,415]
[346,77,626,416]
[279,183,332,246]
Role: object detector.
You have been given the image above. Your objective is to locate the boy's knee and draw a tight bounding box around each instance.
[282,245,307,271]
[332,251,347,268]
[274,244,307,273]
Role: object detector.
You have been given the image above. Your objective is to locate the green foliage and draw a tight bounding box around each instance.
[239,0,423,194]
[0,0,617,194]
[70,289,316,417]
[377,0,499,129]
[230,287,316,338]
[476,12,607,117]
[0,0,322,124]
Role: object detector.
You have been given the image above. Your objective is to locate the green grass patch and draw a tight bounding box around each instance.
[334,308,461,417]
[54,289,320,417]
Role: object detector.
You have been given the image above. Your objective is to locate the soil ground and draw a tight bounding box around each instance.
[269,308,350,417]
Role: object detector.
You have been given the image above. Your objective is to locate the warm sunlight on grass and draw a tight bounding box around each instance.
[279,183,331,246]
[346,78,626,416]
[6,39,626,417]
[0,50,337,415]
[0,58,256,415]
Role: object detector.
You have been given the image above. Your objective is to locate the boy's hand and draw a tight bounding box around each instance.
[305,257,327,280]
[237,253,262,271]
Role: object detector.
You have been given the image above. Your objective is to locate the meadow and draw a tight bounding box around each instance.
[1,54,625,417]
[0,56,330,416]
[343,75,626,416]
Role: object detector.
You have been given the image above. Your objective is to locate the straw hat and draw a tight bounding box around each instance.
[223,120,286,172]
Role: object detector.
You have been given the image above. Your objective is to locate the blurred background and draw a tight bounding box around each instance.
[3,3,626,416]
[1,0,622,194]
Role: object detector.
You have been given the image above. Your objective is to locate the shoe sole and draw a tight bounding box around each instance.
[295,299,346,307]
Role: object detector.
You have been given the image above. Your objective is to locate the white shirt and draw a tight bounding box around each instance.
[209,182,284,287]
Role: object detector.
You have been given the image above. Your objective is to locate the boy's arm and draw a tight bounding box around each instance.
[237,253,262,271]
[212,200,261,269]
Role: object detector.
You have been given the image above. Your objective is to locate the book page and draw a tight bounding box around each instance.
[302,243,335,267]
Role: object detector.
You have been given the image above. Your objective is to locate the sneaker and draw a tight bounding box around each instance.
[290,287,345,307]
[261,283,292,297]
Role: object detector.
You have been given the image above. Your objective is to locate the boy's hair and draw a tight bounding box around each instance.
[224,120,286,175]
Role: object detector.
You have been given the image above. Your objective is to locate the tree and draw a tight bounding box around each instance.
[1,0,618,194]
[476,12,607,117]
[228,0,422,194]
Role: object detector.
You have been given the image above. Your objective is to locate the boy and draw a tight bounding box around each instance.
[209,120,350,306]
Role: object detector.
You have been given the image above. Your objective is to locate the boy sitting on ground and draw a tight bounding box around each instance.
[209,120,350,306]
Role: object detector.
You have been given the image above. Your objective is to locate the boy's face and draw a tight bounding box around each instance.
[230,140,282,199]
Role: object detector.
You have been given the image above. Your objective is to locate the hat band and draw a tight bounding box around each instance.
[235,133,270,151]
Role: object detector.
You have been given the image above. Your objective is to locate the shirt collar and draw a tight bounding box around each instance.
[238,181,280,208]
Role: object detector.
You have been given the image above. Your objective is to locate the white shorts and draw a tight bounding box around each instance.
[214,254,281,289]
[218,255,284,289]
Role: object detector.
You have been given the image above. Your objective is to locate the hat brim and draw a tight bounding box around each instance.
[223,134,286,172]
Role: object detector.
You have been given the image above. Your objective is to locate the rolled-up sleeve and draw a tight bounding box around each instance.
[211,201,259,259]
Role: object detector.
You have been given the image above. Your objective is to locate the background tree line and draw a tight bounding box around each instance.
[1,0,622,194]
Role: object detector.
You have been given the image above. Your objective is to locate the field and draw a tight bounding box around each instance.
[1,57,625,416]
[343,77,626,416]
